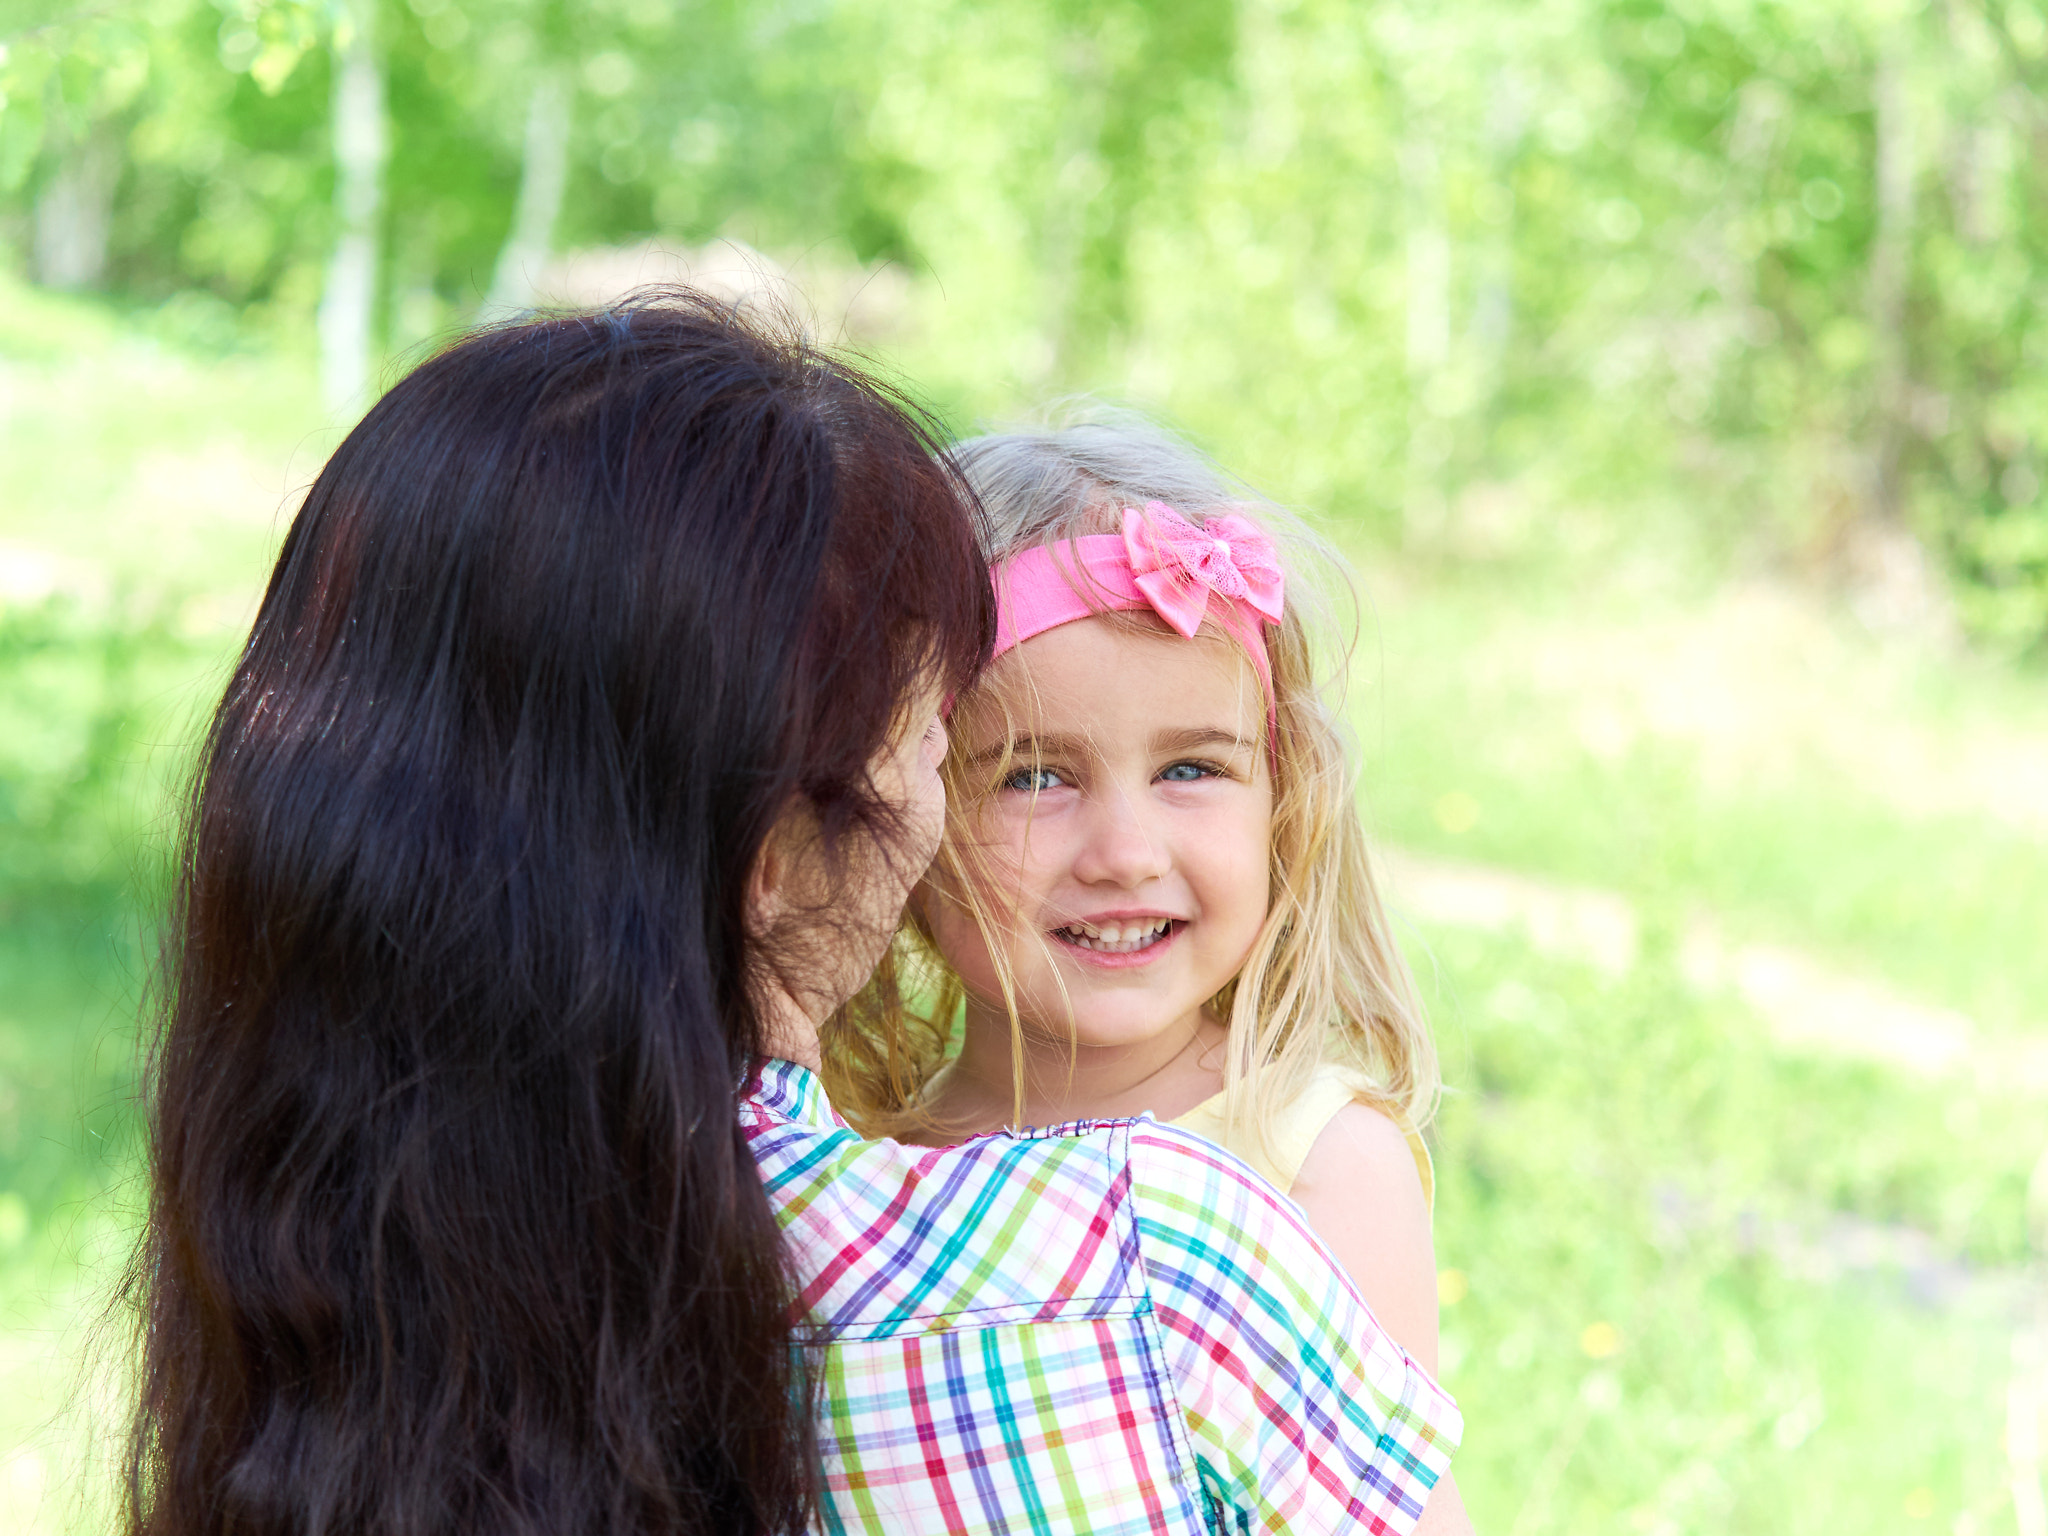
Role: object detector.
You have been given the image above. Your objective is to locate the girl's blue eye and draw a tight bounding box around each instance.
[1003,766,1064,793]
[1158,761,1217,783]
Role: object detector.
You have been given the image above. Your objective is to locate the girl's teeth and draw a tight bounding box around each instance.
[1060,920,1171,953]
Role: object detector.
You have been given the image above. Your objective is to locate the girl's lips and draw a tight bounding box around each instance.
[1050,919,1182,970]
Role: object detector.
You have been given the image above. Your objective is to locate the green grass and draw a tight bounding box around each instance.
[1424,925,2030,1533]
[0,922,149,1536]
[1352,550,2048,1528]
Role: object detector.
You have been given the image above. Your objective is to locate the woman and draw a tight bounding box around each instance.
[126,293,1464,1535]
[126,294,991,1536]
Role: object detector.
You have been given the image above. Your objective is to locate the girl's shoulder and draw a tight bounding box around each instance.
[1169,1062,1434,1210]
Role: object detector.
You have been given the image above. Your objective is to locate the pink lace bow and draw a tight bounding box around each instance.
[1120,502,1285,640]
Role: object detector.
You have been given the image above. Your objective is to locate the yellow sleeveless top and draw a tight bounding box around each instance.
[1168,1063,1435,1212]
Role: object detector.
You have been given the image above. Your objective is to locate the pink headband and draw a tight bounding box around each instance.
[990,501,1285,741]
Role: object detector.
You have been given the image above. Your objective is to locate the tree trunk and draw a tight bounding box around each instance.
[486,66,572,314]
[1869,36,1915,523]
[1035,33,1107,388]
[1471,71,1526,396]
[318,0,389,415]
[1402,129,1450,537]
[33,120,118,290]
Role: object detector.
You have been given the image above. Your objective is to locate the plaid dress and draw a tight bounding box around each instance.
[743,1060,1462,1535]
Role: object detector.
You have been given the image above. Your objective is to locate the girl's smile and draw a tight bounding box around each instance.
[1052,913,1183,963]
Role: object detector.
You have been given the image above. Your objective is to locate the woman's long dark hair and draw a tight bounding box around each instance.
[124,293,993,1536]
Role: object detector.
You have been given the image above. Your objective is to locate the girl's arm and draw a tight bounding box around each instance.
[1293,1109,1473,1532]
[1288,1102,1441,1373]
[1416,1473,1476,1535]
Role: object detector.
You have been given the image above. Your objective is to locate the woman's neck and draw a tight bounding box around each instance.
[930,999,1228,1135]
[758,983,823,1073]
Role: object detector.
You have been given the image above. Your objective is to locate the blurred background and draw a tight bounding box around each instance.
[2,0,2047,1530]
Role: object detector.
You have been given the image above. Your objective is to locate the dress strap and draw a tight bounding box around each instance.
[1167,1064,1435,1215]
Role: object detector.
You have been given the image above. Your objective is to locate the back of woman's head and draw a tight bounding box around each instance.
[127,292,991,1536]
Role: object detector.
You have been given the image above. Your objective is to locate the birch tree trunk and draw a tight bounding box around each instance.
[318,0,389,414]
[1869,37,1915,523]
[1471,73,1526,400]
[486,66,572,314]
[33,120,118,291]
[1034,34,1107,389]
[1402,129,1450,537]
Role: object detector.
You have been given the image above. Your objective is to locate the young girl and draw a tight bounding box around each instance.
[828,416,1445,1368]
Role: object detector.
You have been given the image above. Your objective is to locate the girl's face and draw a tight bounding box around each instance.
[926,613,1274,1053]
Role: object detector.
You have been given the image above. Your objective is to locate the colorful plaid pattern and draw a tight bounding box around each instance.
[743,1060,1461,1535]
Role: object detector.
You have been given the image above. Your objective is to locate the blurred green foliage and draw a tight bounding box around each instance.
[0,600,168,915]
[9,0,2048,647]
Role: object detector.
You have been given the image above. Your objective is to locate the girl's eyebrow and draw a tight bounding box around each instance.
[964,725,1249,769]
[964,731,1092,768]
[1152,726,1253,755]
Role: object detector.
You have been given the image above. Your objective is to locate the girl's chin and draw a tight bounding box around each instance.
[994,994,1217,1058]
[1062,1023,1204,1054]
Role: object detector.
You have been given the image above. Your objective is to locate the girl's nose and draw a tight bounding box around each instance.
[1070,789,1171,888]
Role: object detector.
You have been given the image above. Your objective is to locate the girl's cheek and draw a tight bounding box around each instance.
[971,810,1051,890]
[941,849,1036,941]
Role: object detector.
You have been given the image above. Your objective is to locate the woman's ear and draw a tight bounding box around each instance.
[746,809,806,941]
[747,796,832,941]
[744,812,830,1071]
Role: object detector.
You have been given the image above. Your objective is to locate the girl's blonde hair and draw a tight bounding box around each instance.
[824,410,1437,1162]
